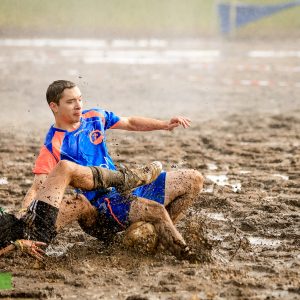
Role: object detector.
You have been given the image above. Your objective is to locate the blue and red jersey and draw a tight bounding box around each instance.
[33,107,166,229]
[33,108,120,174]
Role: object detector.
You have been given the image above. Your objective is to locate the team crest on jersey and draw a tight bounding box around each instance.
[89,130,104,145]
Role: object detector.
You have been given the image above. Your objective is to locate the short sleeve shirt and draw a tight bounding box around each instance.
[33,108,120,174]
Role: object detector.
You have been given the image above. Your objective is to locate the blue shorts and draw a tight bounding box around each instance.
[81,171,166,232]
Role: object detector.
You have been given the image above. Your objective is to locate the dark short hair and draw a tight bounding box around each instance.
[46,80,76,105]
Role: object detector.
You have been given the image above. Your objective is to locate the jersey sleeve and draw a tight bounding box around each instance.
[32,145,57,174]
[104,110,121,130]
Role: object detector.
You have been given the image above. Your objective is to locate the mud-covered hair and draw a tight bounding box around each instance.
[46,80,76,105]
[0,210,24,249]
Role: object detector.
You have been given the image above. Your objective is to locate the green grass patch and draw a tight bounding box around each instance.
[0,273,12,290]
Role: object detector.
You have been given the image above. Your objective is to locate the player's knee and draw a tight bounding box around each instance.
[55,160,76,175]
[189,169,204,194]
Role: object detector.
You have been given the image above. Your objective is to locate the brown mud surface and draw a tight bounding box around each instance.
[0,39,299,299]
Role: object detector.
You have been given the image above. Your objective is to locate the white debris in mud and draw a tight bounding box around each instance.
[248,237,282,247]
[203,185,214,193]
[206,174,242,193]
[24,179,32,185]
[231,182,242,193]
[210,234,224,241]
[0,177,8,185]
[239,170,251,174]
[273,174,289,181]
[46,242,84,257]
[45,244,70,257]
[207,163,218,170]
[206,212,226,221]
[206,174,228,186]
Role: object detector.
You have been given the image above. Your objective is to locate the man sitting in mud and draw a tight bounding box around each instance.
[0,80,203,260]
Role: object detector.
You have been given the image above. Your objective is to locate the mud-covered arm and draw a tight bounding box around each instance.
[113,116,191,132]
[0,244,15,256]
[22,174,48,209]
[0,240,46,260]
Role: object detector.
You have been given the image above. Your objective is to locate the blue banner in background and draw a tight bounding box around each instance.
[218,4,232,34]
[218,1,300,34]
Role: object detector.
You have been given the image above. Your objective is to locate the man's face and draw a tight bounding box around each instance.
[50,86,83,124]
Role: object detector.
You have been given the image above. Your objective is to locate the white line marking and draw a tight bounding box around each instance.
[0,39,108,48]
[249,50,300,58]
[60,49,220,64]
[0,38,168,48]
[278,82,288,87]
[258,80,270,87]
[240,80,252,86]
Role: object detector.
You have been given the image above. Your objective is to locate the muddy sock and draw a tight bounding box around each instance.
[101,169,124,188]
[21,200,59,243]
[90,167,123,189]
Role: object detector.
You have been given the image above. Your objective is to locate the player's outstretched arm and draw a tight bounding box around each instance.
[113,116,191,132]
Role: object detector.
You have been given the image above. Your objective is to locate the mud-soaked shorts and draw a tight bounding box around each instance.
[79,172,166,240]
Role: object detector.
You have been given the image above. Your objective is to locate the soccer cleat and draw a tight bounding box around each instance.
[117,161,163,192]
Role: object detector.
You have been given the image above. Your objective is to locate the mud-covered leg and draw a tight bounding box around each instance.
[21,161,115,243]
[22,160,162,244]
[128,197,191,259]
[165,169,203,223]
[55,194,97,231]
[34,160,162,208]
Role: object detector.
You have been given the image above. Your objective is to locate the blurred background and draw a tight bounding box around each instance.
[0,0,299,129]
[1,0,300,38]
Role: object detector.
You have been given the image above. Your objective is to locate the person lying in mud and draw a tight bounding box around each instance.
[1,160,202,261]
[0,79,203,260]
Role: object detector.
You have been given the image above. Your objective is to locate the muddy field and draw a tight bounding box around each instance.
[0,39,299,299]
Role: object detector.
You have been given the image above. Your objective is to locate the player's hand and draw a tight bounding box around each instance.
[14,240,47,261]
[166,116,191,131]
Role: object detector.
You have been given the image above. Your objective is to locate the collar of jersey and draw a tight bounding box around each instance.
[51,118,85,133]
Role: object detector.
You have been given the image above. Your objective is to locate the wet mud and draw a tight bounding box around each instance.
[0,39,300,299]
[0,114,299,299]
